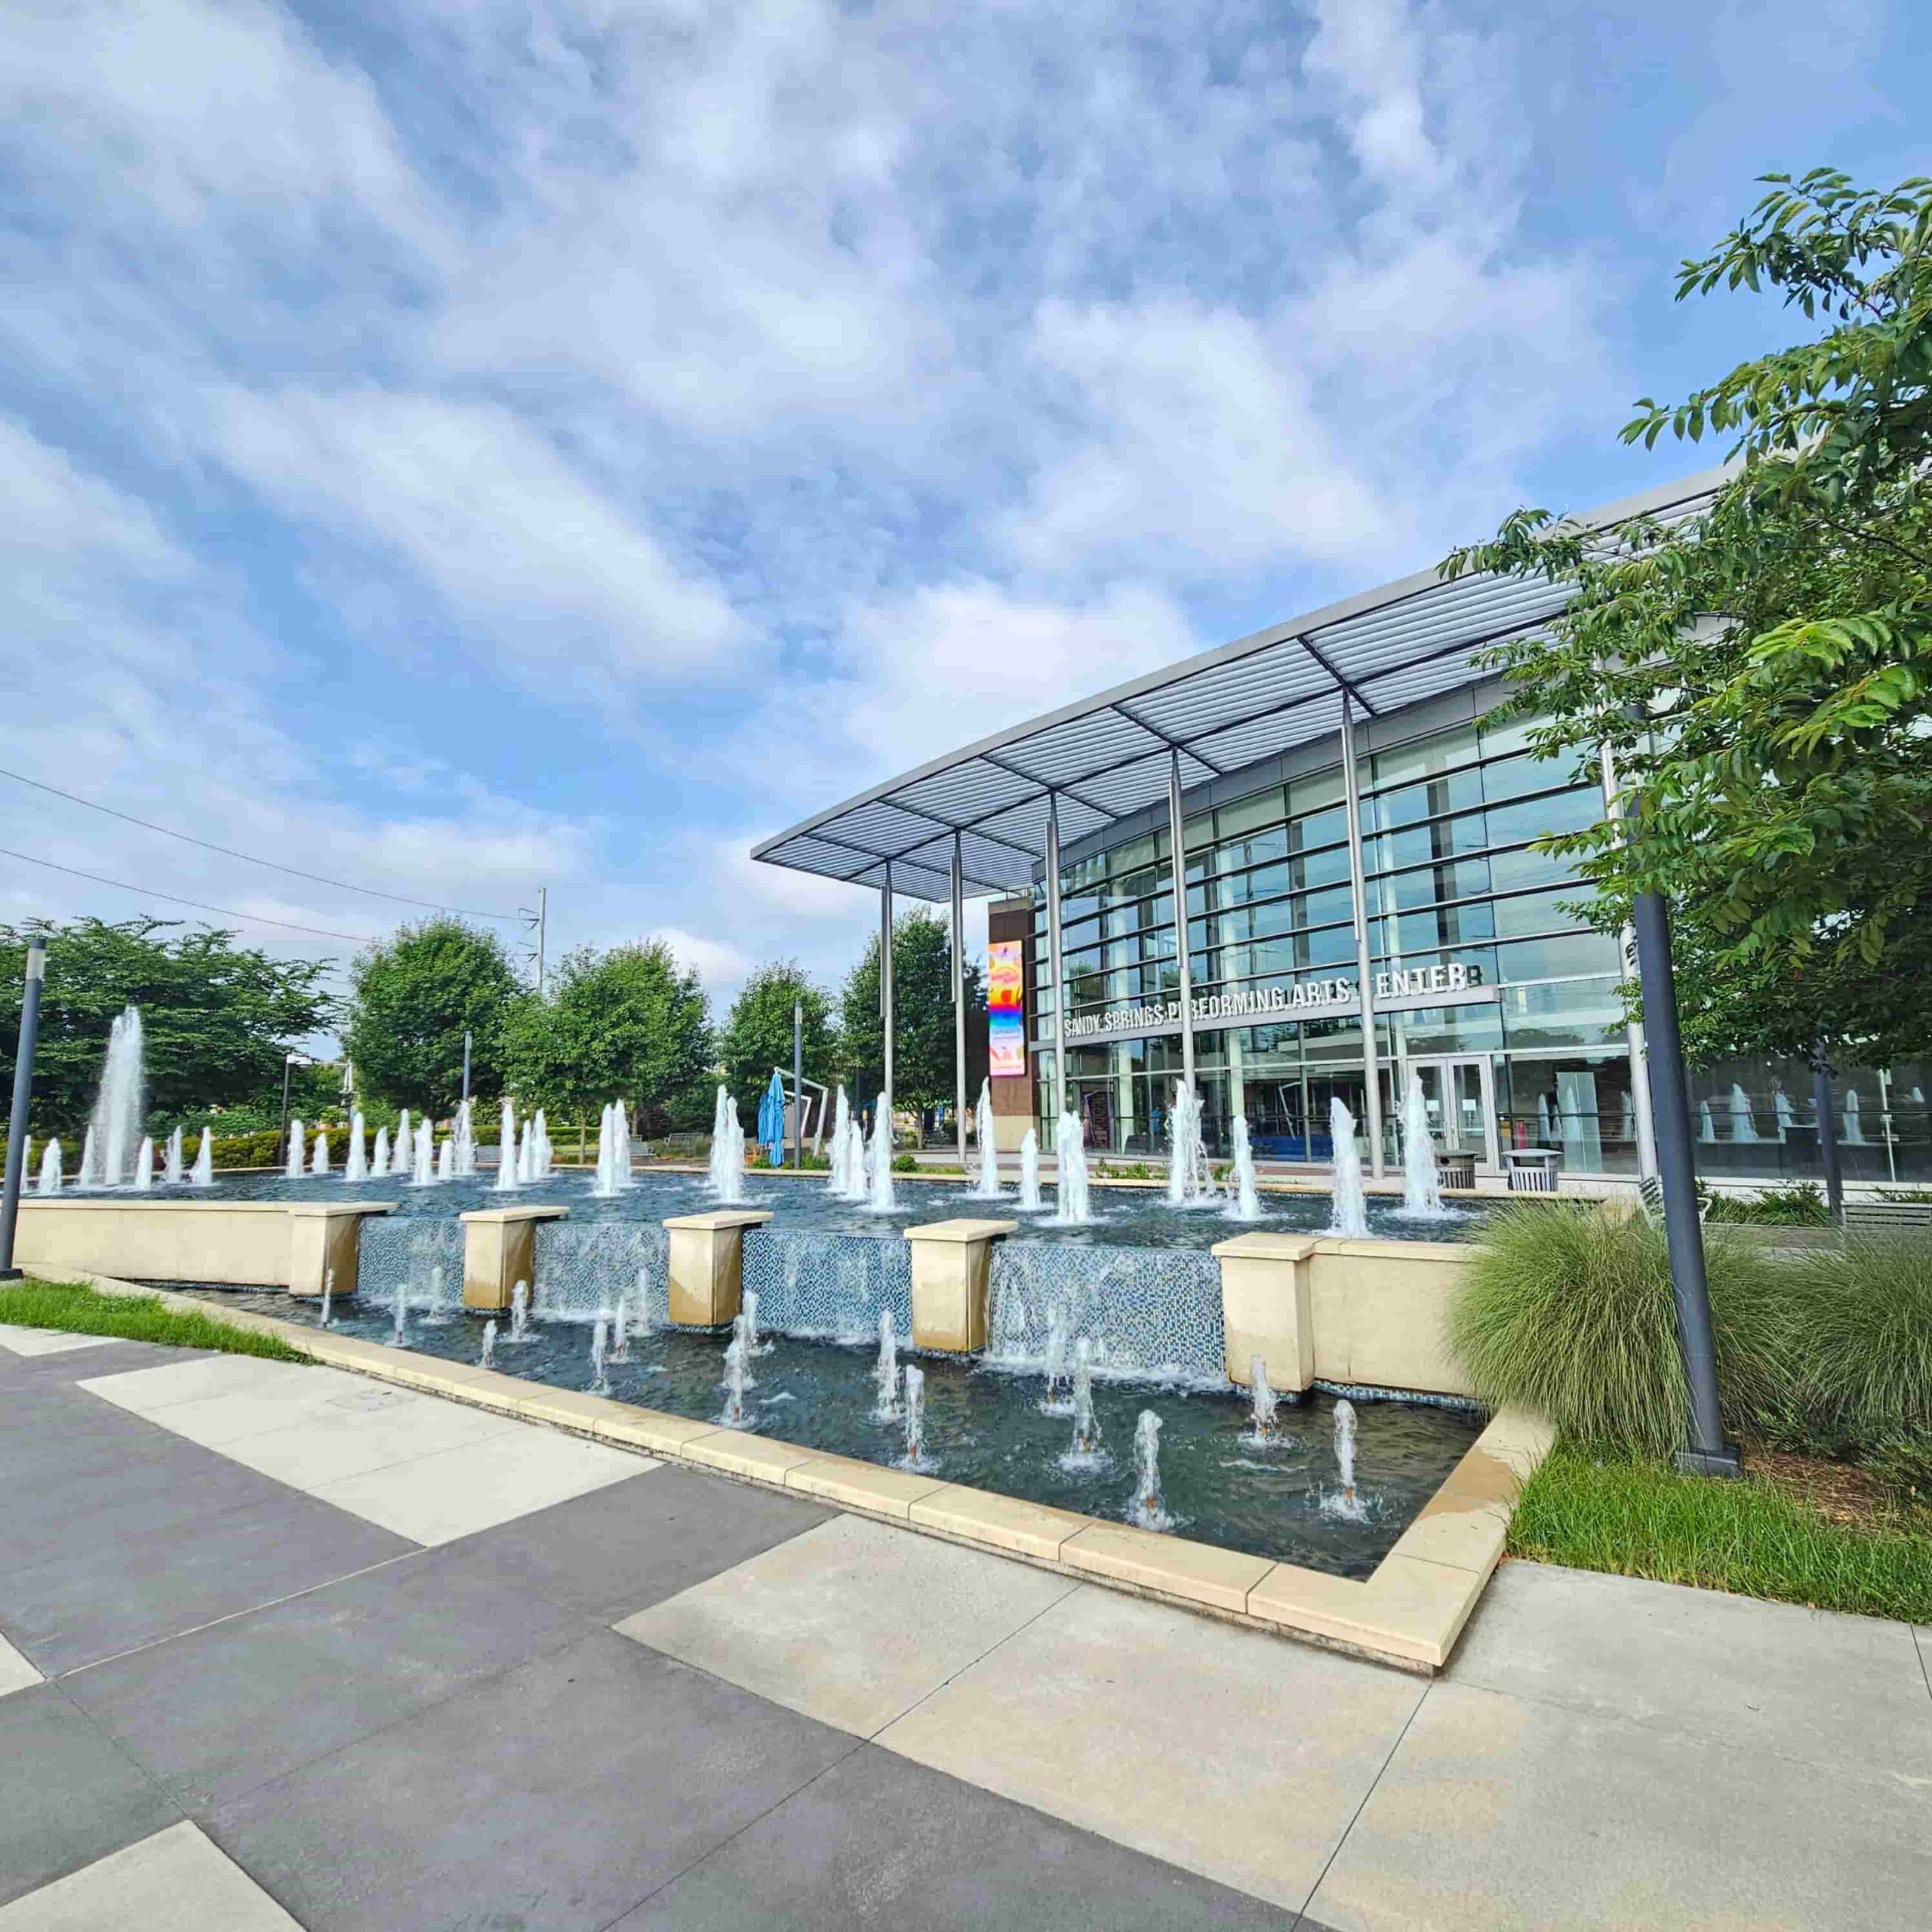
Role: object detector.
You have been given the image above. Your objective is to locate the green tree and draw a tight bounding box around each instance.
[343,918,520,1116]
[718,961,836,1117]
[1441,168,1932,1066]
[500,940,712,1131]
[0,917,336,1137]
[840,908,983,1116]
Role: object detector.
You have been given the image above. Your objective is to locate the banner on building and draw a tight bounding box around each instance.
[987,939,1027,1076]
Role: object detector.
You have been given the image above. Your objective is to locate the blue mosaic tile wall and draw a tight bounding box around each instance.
[988,1240,1226,1384]
[359,1216,463,1304]
[533,1220,669,1324]
[741,1229,913,1342]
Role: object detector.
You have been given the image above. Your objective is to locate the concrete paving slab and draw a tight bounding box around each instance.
[64,1543,586,1810]
[456,1464,833,1620]
[0,1820,299,1930]
[100,1372,411,1451]
[615,1740,1299,1930]
[0,1632,42,1700]
[616,1513,1078,1737]
[3,1489,414,1676]
[875,1582,1428,1912]
[0,1686,182,1908]
[0,1326,114,1357]
[205,1392,526,1491]
[306,1422,648,1543]
[1306,1678,1932,1932]
[78,1353,309,1413]
[1452,1560,1932,1780]
[1917,1625,1931,1697]
[210,1629,858,1931]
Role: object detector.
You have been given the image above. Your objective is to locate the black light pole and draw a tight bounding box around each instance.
[278,1053,295,1161]
[792,1001,804,1170]
[1,937,48,1281]
[1631,890,1740,1477]
[1813,1055,1844,1220]
[461,1030,472,1108]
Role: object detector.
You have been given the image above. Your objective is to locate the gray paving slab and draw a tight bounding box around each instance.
[1452,1558,1932,1780]
[615,1739,1300,1930]
[64,1543,589,1808]
[4,1487,414,1675]
[0,1340,207,1394]
[454,1463,835,1620]
[1306,1678,1932,1932]
[0,1686,182,1908]
[210,1629,861,1930]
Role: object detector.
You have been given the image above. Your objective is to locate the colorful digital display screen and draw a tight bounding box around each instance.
[987,939,1026,1077]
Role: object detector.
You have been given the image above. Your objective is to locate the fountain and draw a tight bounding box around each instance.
[1019,1128,1042,1211]
[609,1292,632,1363]
[1395,1072,1451,1220]
[311,1129,331,1177]
[1039,1303,1072,1414]
[1242,1355,1280,1446]
[593,1103,620,1196]
[420,1263,447,1325]
[191,1127,213,1187]
[509,1279,531,1344]
[437,1136,455,1182]
[1325,1097,1369,1238]
[134,1136,154,1190]
[454,1099,476,1177]
[708,1086,748,1203]
[1226,1115,1261,1223]
[1697,1100,1716,1143]
[1322,1397,1370,1523]
[1126,1411,1175,1531]
[87,1005,145,1189]
[163,1125,183,1186]
[1051,1115,1092,1223]
[1844,1088,1867,1144]
[409,1120,432,1186]
[898,1362,935,1472]
[719,1327,751,1428]
[395,1111,412,1178]
[530,1109,552,1181]
[970,1079,1004,1198]
[371,1125,391,1178]
[285,1118,306,1180]
[1774,1088,1795,1140]
[78,1125,99,1188]
[1164,1078,1217,1207]
[494,1100,519,1192]
[866,1091,896,1212]
[589,1315,611,1396]
[479,1318,497,1370]
[1728,1082,1758,1143]
[872,1309,901,1420]
[743,1289,773,1357]
[35,1138,62,1194]
[391,1281,408,1345]
[319,1269,333,1328]
[1060,1337,1105,1469]
[343,1112,367,1183]
[826,1088,857,1198]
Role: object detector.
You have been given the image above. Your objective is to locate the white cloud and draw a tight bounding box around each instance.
[647,927,755,995]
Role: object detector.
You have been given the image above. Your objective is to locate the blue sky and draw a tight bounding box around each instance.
[2,0,1927,1033]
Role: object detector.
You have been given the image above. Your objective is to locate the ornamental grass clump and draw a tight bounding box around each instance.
[1786,1236,1932,1442]
[1447,1202,1788,1457]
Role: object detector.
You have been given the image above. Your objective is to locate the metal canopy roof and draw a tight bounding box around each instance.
[752,466,1730,903]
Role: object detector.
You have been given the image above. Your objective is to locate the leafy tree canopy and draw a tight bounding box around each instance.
[500,940,712,1124]
[343,918,521,1116]
[0,917,336,1137]
[718,961,837,1121]
[840,907,983,1115]
[1442,169,1932,1065]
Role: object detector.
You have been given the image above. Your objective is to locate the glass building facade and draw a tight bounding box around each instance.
[1026,681,1929,1181]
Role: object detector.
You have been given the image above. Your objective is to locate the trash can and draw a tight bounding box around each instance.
[1438,1152,1476,1191]
[1505,1148,1563,1193]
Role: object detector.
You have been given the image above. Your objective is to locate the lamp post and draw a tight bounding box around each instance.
[792,999,804,1170]
[0,937,47,1281]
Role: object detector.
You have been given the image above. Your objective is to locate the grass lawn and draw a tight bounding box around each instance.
[1509,1442,1932,1624]
[0,1278,309,1364]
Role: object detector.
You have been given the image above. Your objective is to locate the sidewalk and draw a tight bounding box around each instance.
[2,1322,1928,1929]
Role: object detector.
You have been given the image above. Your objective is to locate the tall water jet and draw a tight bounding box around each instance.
[1325,1097,1369,1238]
[1226,1115,1261,1222]
[708,1087,747,1203]
[394,1111,412,1177]
[311,1129,331,1177]
[827,1088,857,1198]
[344,1112,368,1183]
[437,1136,454,1182]
[1697,1100,1716,1143]
[319,1269,333,1329]
[1051,1115,1091,1223]
[872,1309,901,1420]
[899,1362,934,1472]
[78,1124,100,1189]
[454,1099,476,1177]
[163,1125,183,1187]
[1061,1337,1103,1469]
[478,1319,497,1371]
[392,1281,408,1346]
[1039,1303,1072,1414]
[410,1120,432,1186]
[134,1136,154,1190]
[589,1315,611,1397]
[88,1006,146,1189]
[1126,1411,1175,1531]
[743,1289,772,1357]
[719,1326,750,1428]
[285,1119,306,1181]
[1728,1082,1758,1143]
[1844,1088,1867,1143]
[1322,1397,1369,1522]
[1164,1078,1216,1207]
[970,1079,1003,1198]
[509,1280,531,1344]
[1019,1128,1042,1211]
[1243,1355,1280,1446]
[593,1101,626,1197]
[420,1263,446,1325]
[494,1100,520,1192]
[1396,1072,1448,1220]
[371,1125,391,1179]
[866,1093,896,1212]
[190,1127,213,1188]
[609,1292,632,1363]
[36,1138,62,1194]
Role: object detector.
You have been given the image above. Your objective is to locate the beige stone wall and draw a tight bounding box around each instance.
[1305,1238,1473,1396]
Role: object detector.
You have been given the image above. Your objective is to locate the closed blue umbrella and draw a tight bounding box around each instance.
[758,1071,787,1167]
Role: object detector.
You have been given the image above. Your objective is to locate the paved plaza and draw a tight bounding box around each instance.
[2,1325,1929,1930]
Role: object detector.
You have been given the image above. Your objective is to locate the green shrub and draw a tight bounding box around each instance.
[1702,1180,1831,1226]
[1785,1236,1932,1440]
[1447,1201,1789,1457]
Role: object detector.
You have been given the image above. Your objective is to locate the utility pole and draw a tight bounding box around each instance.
[0,937,47,1280]
[521,886,549,996]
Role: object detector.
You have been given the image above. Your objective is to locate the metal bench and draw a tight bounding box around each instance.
[1844,1199,1932,1236]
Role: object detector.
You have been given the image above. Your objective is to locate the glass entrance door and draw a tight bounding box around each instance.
[1402,1055,1499,1169]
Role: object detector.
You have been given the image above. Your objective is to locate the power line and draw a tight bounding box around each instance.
[0,845,381,943]
[0,765,524,922]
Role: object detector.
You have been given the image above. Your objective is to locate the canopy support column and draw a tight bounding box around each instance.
[1045,793,1067,1137]
[1339,698,1386,1179]
[1168,750,1197,1104]
[952,834,969,1175]
[879,863,894,1108]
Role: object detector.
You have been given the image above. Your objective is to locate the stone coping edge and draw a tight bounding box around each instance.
[15,1200,400,1216]
[458,1204,570,1224]
[26,1264,1551,1675]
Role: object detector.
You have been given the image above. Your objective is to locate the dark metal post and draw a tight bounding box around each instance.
[1631,891,1740,1476]
[1813,1056,1844,1219]
[278,1054,295,1161]
[792,1000,804,1169]
[461,1030,472,1106]
[1,937,47,1280]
